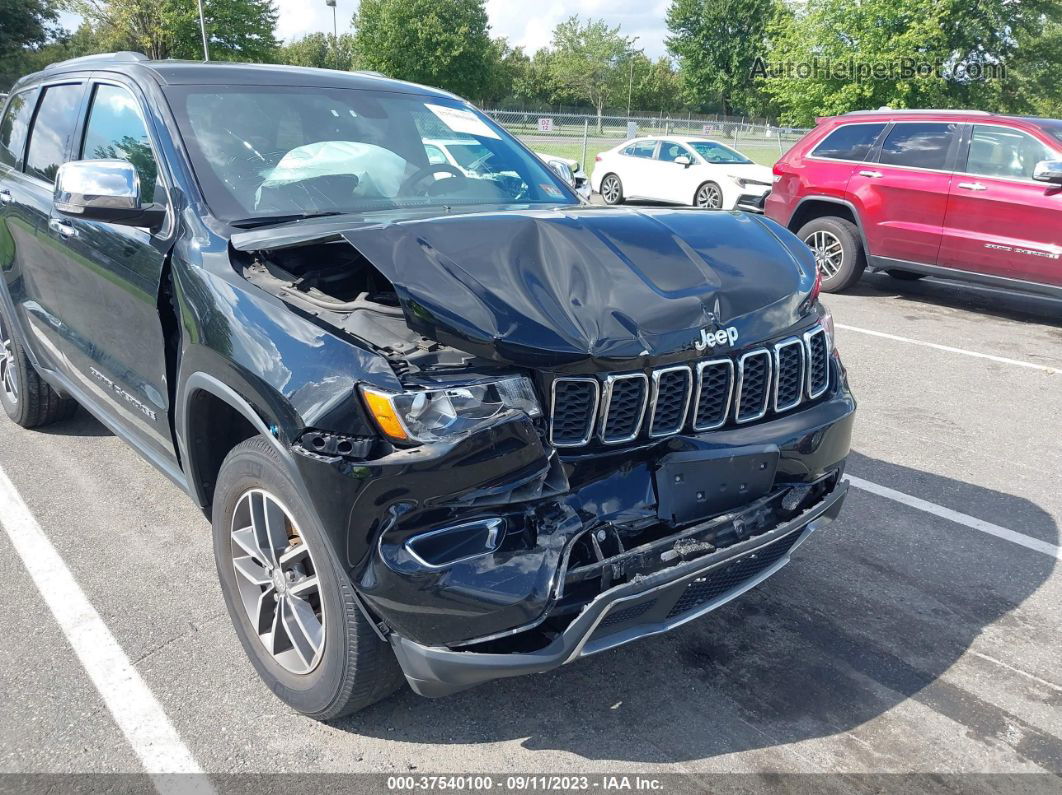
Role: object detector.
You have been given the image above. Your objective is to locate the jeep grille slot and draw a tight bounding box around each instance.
[735,349,772,423]
[549,377,600,447]
[545,325,830,449]
[599,373,649,444]
[649,366,693,437]
[692,359,734,431]
[805,327,830,398]
[773,338,805,412]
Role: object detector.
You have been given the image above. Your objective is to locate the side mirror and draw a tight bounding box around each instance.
[1032,160,1062,185]
[674,155,692,167]
[54,159,166,228]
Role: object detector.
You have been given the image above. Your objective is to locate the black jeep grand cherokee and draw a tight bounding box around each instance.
[0,54,855,719]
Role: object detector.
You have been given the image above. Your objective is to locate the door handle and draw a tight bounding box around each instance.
[0,189,11,206]
[957,182,987,191]
[857,170,883,178]
[48,218,79,239]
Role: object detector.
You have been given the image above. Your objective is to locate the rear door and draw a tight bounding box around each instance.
[37,77,177,462]
[618,139,659,198]
[939,123,1062,285]
[847,121,960,265]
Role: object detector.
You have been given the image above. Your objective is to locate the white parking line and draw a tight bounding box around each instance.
[835,324,1061,375]
[0,464,211,792]
[846,475,1062,560]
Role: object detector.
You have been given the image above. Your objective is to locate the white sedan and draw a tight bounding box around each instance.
[590,136,774,211]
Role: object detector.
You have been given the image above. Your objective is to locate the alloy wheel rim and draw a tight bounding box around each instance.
[0,314,17,404]
[230,489,325,674]
[602,176,620,203]
[804,230,844,278]
[696,184,721,209]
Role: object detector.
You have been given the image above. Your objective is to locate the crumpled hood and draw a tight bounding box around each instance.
[337,206,817,367]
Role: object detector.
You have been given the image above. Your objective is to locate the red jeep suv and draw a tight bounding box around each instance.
[766,110,1062,296]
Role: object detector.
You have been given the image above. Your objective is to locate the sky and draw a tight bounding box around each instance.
[275,0,672,58]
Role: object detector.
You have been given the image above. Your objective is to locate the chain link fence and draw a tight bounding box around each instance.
[483,109,810,175]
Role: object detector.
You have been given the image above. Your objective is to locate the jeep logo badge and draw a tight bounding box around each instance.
[694,326,739,352]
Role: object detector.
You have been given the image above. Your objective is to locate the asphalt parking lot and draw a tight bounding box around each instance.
[1,261,1060,785]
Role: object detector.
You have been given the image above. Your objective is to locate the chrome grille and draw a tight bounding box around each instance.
[547,325,830,448]
[649,366,693,437]
[805,327,830,398]
[599,373,648,444]
[773,338,805,412]
[692,359,734,431]
[735,349,772,423]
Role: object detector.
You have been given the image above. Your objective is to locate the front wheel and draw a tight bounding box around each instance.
[212,436,404,719]
[694,181,724,209]
[599,173,624,205]
[797,216,867,293]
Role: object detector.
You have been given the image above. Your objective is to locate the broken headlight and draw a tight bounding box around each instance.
[361,376,541,443]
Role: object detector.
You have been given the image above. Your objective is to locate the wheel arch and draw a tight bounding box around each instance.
[788,196,870,255]
[178,371,295,516]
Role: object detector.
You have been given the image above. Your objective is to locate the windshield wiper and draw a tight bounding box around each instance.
[229,211,348,229]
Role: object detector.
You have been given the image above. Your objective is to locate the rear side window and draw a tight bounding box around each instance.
[0,90,38,169]
[878,122,957,171]
[964,125,1054,181]
[80,84,159,203]
[812,123,885,161]
[25,83,83,183]
[623,140,656,159]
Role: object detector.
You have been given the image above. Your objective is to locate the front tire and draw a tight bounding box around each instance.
[797,216,867,293]
[0,303,78,428]
[212,436,404,720]
[694,181,724,209]
[599,173,624,205]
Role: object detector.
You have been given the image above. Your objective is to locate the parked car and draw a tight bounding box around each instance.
[591,136,774,211]
[0,54,855,719]
[423,138,590,200]
[766,109,1062,295]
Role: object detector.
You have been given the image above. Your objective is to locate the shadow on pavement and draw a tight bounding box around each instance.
[337,452,1059,768]
[846,272,1062,327]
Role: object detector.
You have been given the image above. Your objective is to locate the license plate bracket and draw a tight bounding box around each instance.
[655,445,779,525]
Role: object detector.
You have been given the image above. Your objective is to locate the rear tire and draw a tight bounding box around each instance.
[886,269,926,281]
[599,173,624,205]
[0,303,78,428]
[797,216,867,293]
[212,436,405,720]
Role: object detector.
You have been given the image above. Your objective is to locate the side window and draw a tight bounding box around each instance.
[658,142,692,162]
[811,123,886,161]
[878,122,958,171]
[625,140,656,159]
[81,84,159,203]
[0,90,38,169]
[25,83,83,183]
[965,125,1054,181]
[424,144,447,166]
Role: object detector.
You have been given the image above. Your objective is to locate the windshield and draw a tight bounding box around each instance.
[164,86,576,222]
[688,141,753,165]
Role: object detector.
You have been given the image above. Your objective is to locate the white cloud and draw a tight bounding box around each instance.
[273,0,670,57]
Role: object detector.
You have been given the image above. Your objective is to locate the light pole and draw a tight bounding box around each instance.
[325,0,338,40]
[197,0,209,61]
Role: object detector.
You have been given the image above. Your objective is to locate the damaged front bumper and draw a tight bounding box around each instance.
[392,480,847,697]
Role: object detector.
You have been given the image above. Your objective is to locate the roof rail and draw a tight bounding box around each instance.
[44,51,149,71]
[842,107,991,116]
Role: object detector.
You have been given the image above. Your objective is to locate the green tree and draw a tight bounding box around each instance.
[352,0,492,98]
[0,0,61,89]
[63,0,279,61]
[277,32,356,71]
[667,0,782,117]
[548,16,637,128]
[627,54,684,114]
[761,0,1060,125]
[510,48,555,108]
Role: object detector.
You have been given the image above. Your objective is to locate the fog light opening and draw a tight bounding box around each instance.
[404,518,505,568]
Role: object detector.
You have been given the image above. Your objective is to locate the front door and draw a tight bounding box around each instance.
[939,123,1062,285]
